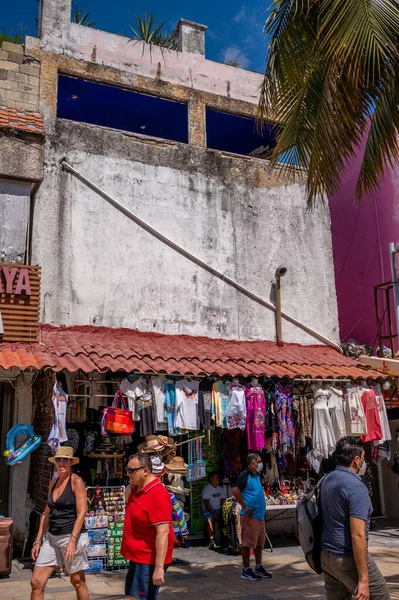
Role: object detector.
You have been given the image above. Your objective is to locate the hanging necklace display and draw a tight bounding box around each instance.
[195,437,207,479]
[186,439,196,482]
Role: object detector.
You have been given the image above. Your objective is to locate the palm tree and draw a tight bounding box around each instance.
[129,13,178,50]
[72,6,97,27]
[258,0,399,205]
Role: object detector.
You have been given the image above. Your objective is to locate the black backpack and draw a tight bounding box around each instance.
[296,476,326,574]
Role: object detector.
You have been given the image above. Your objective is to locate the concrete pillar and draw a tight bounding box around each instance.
[189,96,206,147]
[39,0,72,43]
[176,19,207,56]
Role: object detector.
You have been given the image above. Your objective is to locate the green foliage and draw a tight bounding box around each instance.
[72,6,98,28]
[0,32,23,45]
[259,0,399,205]
[129,13,178,50]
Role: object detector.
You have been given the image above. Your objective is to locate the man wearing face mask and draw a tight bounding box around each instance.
[233,453,271,581]
[320,437,390,600]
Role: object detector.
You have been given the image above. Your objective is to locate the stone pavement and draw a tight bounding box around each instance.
[1,542,399,600]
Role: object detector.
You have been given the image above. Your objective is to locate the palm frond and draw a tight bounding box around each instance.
[128,12,178,50]
[72,6,97,27]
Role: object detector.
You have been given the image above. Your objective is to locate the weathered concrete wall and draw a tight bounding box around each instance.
[0,42,40,111]
[32,120,339,344]
[0,179,30,263]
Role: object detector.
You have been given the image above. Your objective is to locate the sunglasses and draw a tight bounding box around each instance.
[55,457,71,463]
[126,466,146,475]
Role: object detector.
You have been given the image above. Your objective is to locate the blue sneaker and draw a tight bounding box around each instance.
[254,565,272,579]
[241,568,261,581]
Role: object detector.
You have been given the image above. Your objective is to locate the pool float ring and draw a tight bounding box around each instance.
[3,424,42,466]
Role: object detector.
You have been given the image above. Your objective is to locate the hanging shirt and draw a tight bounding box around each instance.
[225,383,246,430]
[152,376,168,432]
[48,383,68,451]
[120,378,141,421]
[263,381,278,452]
[309,388,336,473]
[245,384,266,451]
[345,387,367,436]
[372,384,391,443]
[360,389,383,443]
[328,387,347,441]
[212,381,230,428]
[165,382,179,436]
[198,379,215,430]
[175,380,199,430]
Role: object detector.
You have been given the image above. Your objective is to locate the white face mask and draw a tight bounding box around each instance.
[358,459,366,477]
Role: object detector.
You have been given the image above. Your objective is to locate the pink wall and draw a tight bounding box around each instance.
[329,154,399,347]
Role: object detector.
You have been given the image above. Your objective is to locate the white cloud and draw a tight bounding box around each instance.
[223,46,251,69]
[234,5,247,23]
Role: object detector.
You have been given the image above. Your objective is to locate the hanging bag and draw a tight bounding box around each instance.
[103,390,135,435]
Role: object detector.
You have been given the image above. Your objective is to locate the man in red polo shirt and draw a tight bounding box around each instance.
[121,453,174,600]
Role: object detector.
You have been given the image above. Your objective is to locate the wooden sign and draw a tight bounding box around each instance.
[0,262,41,342]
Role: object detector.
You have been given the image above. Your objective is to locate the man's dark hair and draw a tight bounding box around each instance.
[247,453,260,466]
[208,471,219,481]
[335,437,364,467]
[128,452,152,472]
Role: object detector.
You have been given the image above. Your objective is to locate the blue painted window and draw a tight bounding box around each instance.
[206,108,278,159]
[57,75,188,143]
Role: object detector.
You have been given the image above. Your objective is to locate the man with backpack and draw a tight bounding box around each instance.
[320,437,390,600]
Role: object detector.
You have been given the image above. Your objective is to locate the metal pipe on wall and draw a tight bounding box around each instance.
[61,160,341,351]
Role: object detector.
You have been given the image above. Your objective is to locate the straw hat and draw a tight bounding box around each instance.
[49,446,79,464]
[157,435,176,448]
[144,439,164,452]
[165,456,187,472]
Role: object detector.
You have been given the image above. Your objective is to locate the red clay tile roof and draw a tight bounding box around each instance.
[0,324,385,379]
[0,106,44,135]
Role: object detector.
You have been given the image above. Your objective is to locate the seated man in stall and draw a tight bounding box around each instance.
[201,472,225,550]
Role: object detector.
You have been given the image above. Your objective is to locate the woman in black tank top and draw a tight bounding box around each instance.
[30,446,89,600]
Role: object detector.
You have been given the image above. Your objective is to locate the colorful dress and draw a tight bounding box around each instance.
[212,381,230,428]
[165,382,179,436]
[275,382,295,453]
[225,383,246,430]
[245,384,266,450]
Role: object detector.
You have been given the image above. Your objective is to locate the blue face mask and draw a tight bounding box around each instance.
[256,462,263,473]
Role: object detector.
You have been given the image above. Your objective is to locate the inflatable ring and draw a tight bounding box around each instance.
[3,424,42,466]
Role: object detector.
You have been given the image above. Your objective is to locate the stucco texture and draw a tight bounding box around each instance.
[32,120,339,345]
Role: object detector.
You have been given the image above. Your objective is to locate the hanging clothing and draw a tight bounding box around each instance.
[328,387,346,441]
[372,384,391,443]
[275,382,295,453]
[175,379,199,430]
[345,387,367,436]
[212,381,230,429]
[360,389,383,443]
[152,376,168,432]
[120,378,141,421]
[139,405,156,437]
[263,381,278,452]
[165,381,179,436]
[48,383,68,452]
[309,388,336,473]
[225,382,246,430]
[292,393,314,449]
[198,379,215,430]
[245,383,266,451]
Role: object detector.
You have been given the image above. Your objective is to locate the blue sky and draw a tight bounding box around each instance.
[1,1,270,73]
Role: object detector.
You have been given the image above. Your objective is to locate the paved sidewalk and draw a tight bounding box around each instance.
[1,545,398,600]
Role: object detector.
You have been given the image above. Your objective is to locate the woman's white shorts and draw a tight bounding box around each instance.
[35,532,89,574]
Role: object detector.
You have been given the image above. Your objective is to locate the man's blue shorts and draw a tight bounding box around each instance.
[203,508,221,523]
[125,562,169,600]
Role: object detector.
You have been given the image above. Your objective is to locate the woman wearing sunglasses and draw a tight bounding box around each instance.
[30,446,89,600]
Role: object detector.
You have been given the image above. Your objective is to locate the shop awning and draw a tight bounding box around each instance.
[0,324,384,379]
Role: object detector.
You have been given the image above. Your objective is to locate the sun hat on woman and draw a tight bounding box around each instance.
[48,446,80,464]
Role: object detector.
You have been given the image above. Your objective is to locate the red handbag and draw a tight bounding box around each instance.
[103,390,135,435]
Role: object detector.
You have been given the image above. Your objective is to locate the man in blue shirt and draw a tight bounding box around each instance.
[233,453,271,582]
[320,437,390,600]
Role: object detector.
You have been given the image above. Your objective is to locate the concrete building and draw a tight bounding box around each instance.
[0,0,385,548]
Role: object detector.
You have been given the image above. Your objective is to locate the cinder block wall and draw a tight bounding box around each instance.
[0,42,40,111]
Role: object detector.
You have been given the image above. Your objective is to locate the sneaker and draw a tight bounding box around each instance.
[254,565,272,579]
[241,568,261,581]
[209,541,216,550]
